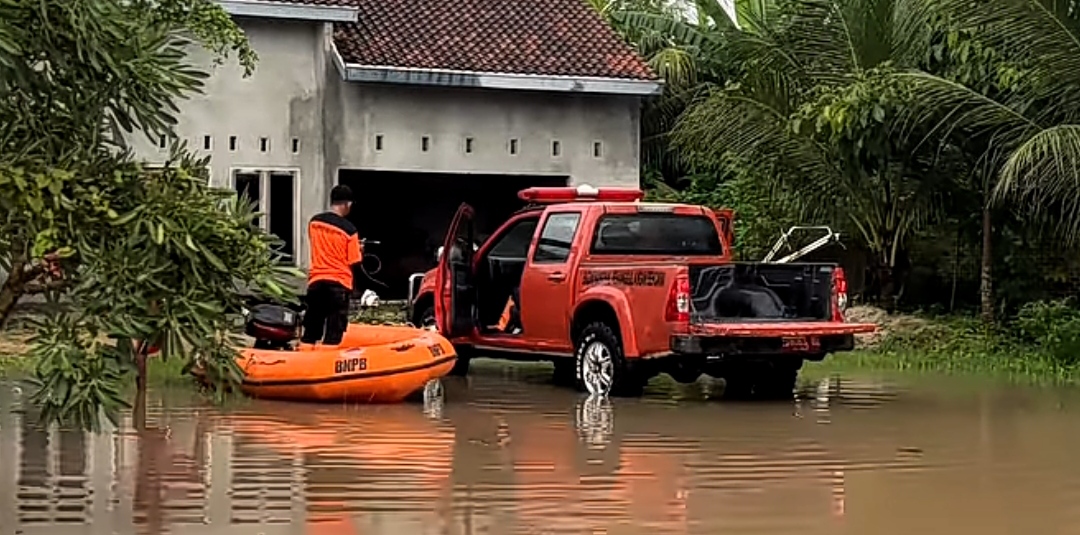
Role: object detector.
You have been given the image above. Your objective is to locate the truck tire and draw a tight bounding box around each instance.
[753,368,798,400]
[720,373,755,400]
[719,367,797,400]
[448,346,472,376]
[414,301,471,376]
[574,322,645,397]
[412,301,437,330]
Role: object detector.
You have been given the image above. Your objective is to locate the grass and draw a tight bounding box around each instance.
[803,306,1080,385]
[806,347,1080,385]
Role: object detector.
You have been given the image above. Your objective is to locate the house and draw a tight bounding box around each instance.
[128,0,661,297]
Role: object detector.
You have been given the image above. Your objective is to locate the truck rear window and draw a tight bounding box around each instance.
[590,214,723,256]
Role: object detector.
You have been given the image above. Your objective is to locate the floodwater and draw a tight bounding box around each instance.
[3,364,1080,535]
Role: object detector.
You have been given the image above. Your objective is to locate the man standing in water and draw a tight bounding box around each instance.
[301,185,362,346]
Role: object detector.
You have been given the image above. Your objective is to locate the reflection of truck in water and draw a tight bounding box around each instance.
[409,185,876,398]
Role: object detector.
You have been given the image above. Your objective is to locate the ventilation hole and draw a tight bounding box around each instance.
[203,135,212,150]
[465,137,474,154]
[509,138,519,155]
[421,136,430,152]
[593,141,603,158]
[259,137,269,153]
[375,134,383,151]
[291,138,300,154]
[158,135,167,149]
[229,136,238,151]
[552,140,561,157]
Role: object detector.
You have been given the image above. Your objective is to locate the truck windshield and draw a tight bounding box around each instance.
[590,213,723,256]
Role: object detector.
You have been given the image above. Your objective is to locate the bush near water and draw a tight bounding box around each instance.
[829,301,1080,381]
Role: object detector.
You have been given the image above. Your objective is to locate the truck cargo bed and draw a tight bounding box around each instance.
[689,263,836,323]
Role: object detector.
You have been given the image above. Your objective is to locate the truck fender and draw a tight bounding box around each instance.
[571,287,641,357]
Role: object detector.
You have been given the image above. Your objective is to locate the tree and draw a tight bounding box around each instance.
[0,0,298,429]
[25,151,298,430]
[886,0,1074,321]
[597,0,734,182]
[659,0,956,306]
[0,0,257,327]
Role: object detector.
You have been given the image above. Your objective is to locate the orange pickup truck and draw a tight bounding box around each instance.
[408,186,876,398]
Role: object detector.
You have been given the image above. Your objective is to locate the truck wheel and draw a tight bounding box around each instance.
[754,368,798,400]
[412,302,437,331]
[574,322,644,397]
[449,346,472,376]
[720,374,755,400]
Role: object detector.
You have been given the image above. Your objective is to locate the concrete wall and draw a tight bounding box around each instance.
[127,17,329,266]
[128,17,644,269]
[328,82,642,187]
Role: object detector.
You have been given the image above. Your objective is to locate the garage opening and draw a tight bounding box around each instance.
[338,170,568,300]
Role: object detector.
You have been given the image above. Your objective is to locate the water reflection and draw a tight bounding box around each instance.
[7,371,1080,534]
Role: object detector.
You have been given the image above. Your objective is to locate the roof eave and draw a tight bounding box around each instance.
[218,0,359,22]
[346,64,663,96]
[329,46,662,96]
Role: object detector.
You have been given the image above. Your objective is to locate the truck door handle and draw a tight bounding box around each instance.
[547,272,567,282]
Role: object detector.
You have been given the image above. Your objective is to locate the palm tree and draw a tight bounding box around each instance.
[657,0,954,306]
[886,0,1080,320]
[594,0,734,182]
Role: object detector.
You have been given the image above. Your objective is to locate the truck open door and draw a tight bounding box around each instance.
[435,203,476,338]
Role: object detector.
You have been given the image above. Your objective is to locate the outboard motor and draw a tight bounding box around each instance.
[244,303,301,350]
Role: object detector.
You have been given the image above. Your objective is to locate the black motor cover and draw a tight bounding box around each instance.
[245,303,301,343]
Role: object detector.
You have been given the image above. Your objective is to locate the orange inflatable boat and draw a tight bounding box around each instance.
[200,303,458,403]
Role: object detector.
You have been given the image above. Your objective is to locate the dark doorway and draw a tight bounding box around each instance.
[268,173,296,263]
[234,172,262,227]
[337,170,568,299]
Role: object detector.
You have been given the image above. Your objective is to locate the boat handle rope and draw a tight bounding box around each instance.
[390,343,415,352]
[250,358,288,366]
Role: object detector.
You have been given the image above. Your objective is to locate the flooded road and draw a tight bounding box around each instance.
[3,363,1080,535]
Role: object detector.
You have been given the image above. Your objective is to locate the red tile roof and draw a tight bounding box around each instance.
[331,0,657,80]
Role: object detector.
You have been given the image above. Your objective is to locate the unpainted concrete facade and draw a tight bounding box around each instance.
[128,15,645,268]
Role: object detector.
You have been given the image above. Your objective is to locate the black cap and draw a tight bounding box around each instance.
[330,184,353,204]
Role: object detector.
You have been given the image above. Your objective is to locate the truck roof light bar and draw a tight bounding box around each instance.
[517,184,645,204]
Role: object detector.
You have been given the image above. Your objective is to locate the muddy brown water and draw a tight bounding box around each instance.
[2,362,1080,535]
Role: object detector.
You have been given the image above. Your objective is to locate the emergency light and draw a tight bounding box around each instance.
[517,184,645,204]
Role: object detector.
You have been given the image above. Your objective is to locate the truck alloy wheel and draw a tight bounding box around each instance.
[574,322,642,397]
[580,340,615,396]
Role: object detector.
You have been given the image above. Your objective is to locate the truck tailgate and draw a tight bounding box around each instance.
[687,321,877,337]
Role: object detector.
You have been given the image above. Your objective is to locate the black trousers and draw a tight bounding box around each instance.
[301,280,351,345]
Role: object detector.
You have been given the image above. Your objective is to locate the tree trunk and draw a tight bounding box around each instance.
[878,264,897,311]
[0,260,27,329]
[135,349,148,398]
[979,206,994,323]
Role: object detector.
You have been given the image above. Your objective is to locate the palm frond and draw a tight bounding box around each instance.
[648,47,700,87]
[672,86,839,194]
[891,71,1040,160]
[995,124,1080,243]
[914,0,1080,122]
